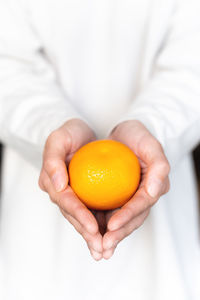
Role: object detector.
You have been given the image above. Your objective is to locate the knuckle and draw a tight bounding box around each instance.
[75,205,86,219]
[45,129,67,150]
[44,130,58,150]
[56,193,64,208]
[165,178,170,194]
[156,140,163,151]
[81,229,89,240]
[49,189,60,205]
[150,139,163,153]
[62,130,72,149]
[143,198,150,210]
[133,219,141,230]
[43,159,54,173]
[134,215,147,231]
[45,128,71,154]
[137,218,145,228]
[124,206,134,221]
[149,196,157,206]
[69,218,84,236]
[154,141,170,172]
[158,160,170,176]
[78,227,84,236]
[48,129,59,142]
[87,239,96,252]
[49,195,57,204]
[125,218,134,232]
[38,174,45,191]
[38,170,50,193]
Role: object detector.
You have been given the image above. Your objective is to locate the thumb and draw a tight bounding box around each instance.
[43,128,70,192]
[42,119,96,192]
[145,159,170,198]
[63,118,96,161]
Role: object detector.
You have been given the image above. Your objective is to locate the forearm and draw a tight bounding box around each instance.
[115,71,200,168]
[0,0,84,168]
[109,0,200,168]
[0,64,82,168]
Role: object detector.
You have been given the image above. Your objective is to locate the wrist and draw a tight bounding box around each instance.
[109,119,145,138]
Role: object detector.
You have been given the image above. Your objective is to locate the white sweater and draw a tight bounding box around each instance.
[0,0,200,299]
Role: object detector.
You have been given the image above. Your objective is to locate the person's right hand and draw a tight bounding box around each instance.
[38,118,103,260]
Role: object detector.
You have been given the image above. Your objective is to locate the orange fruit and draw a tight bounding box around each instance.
[68,140,140,210]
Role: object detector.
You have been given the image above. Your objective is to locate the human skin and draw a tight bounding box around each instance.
[39,119,170,260]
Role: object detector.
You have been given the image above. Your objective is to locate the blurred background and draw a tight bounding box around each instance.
[0,143,2,192]
[193,144,200,217]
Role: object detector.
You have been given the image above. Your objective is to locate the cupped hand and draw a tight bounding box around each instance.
[101,120,170,259]
[39,119,170,261]
[38,119,103,260]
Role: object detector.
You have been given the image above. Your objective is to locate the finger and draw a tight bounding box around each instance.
[90,249,103,261]
[62,213,103,261]
[38,169,58,198]
[105,208,120,224]
[103,208,150,252]
[165,177,170,193]
[132,133,170,198]
[136,135,170,198]
[103,247,116,260]
[42,119,96,193]
[43,128,71,192]
[157,176,170,195]
[63,118,96,159]
[59,187,99,234]
[38,169,47,191]
[40,171,99,235]
[107,177,168,231]
[145,157,170,198]
[60,209,103,254]
[60,208,83,233]
[109,121,170,198]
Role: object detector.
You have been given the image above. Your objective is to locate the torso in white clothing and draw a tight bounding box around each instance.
[27,0,172,136]
[0,0,200,300]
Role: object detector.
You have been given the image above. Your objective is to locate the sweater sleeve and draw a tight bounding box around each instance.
[109,0,200,168]
[0,0,85,169]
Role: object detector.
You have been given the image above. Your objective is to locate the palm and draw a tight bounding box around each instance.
[56,119,169,260]
[91,158,147,236]
[95,120,170,259]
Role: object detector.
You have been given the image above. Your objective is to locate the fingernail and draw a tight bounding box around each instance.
[91,250,102,261]
[147,180,161,198]
[103,249,114,260]
[51,172,66,192]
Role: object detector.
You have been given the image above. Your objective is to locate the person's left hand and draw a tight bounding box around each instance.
[93,120,170,259]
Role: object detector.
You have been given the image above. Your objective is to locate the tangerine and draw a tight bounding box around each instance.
[68,140,140,210]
